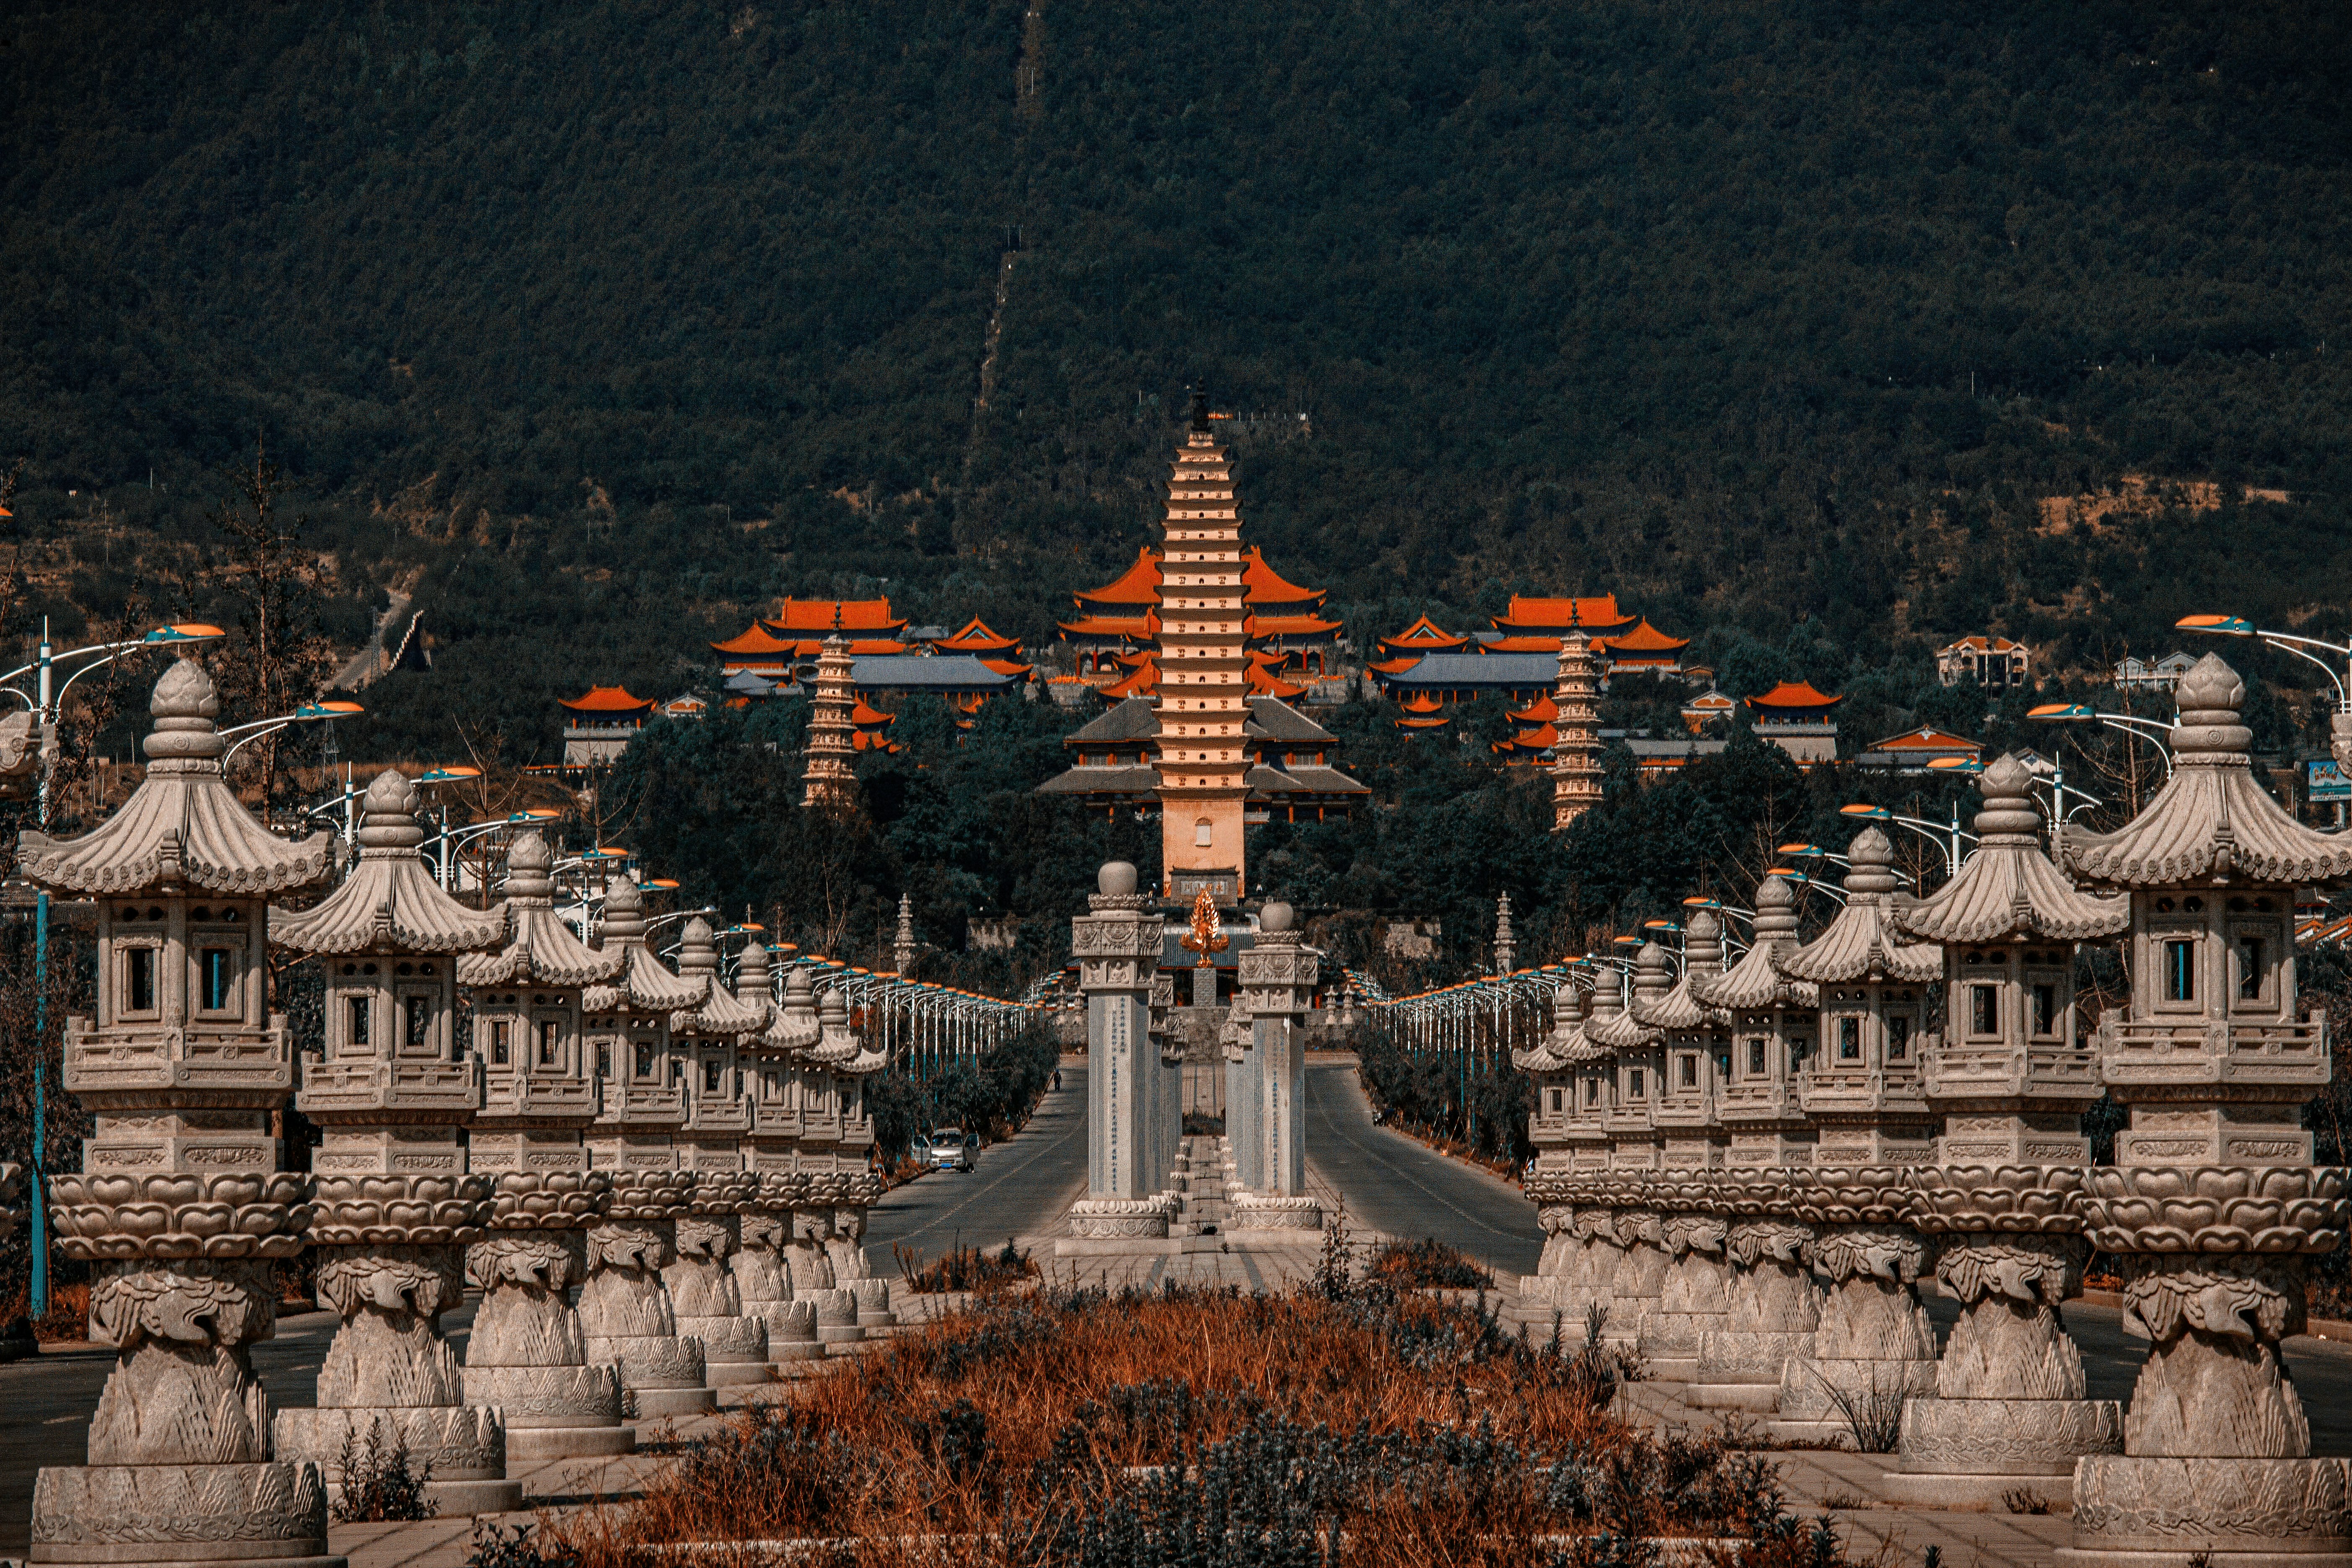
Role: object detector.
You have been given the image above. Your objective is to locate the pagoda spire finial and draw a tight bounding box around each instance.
[1188,386,1210,432]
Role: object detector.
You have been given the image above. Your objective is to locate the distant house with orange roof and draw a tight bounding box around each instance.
[1489,594,1635,639]
[1745,680,1842,765]
[1679,689,1735,733]
[935,616,1034,681]
[1859,726,1982,772]
[1377,616,1468,664]
[849,697,900,753]
[1936,635,2030,691]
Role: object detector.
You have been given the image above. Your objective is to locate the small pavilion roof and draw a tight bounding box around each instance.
[1589,943,1671,1048]
[1395,714,1452,730]
[1636,908,1730,1029]
[1516,979,1583,1073]
[762,597,906,634]
[1380,616,1467,656]
[2062,652,2352,888]
[456,830,622,988]
[1746,681,1843,711]
[272,770,509,954]
[1397,693,1445,715]
[17,659,333,897]
[1867,726,1981,754]
[936,616,1020,654]
[1510,695,1561,723]
[583,879,706,1012]
[560,685,655,714]
[670,917,770,1037]
[1240,547,1325,606]
[712,624,799,657]
[1075,547,1164,606]
[1496,723,1558,753]
[1777,827,1941,983]
[980,658,1035,679]
[849,699,895,727]
[762,965,823,1055]
[1897,755,2128,944]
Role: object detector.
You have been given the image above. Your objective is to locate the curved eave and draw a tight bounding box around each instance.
[271,865,509,955]
[2062,763,2352,889]
[457,906,622,988]
[1693,944,1818,1010]
[18,776,333,896]
[1633,974,1728,1030]
[621,943,708,1011]
[1897,841,2130,944]
[1778,903,1942,985]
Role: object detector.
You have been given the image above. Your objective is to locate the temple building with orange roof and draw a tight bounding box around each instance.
[1598,617,1689,678]
[849,697,901,754]
[1744,679,1843,765]
[1489,593,1635,640]
[1857,725,1981,772]
[1374,615,1469,670]
[710,596,910,684]
[560,686,656,764]
[1679,688,1735,733]
[1056,542,1341,687]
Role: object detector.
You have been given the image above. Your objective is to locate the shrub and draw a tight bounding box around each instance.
[330,1416,436,1522]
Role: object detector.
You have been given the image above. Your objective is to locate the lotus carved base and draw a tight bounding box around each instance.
[31,1461,338,1568]
[2061,1456,2352,1566]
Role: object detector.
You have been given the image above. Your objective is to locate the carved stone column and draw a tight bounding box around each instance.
[578,1172,712,1419]
[268,769,518,1514]
[1771,1169,1939,1444]
[1067,861,1180,1243]
[2058,655,2352,1567]
[737,1174,820,1364]
[1231,902,1320,1231]
[1643,1176,1731,1381]
[19,658,343,1568]
[1687,1173,1820,1413]
[664,1173,771,1387]
[459,828,632,1460]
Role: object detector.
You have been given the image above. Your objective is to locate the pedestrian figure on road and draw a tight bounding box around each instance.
[1052,1068,1062,1091]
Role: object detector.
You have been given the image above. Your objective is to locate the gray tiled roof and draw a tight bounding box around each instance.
[1065,696,1161,743]
[1245,697,1338,743]
[850,655,1017,692]
[1036,763,1162,794]
[1380,653,1558,689]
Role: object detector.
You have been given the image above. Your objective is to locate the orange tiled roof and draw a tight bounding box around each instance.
[1076,547,1164,606]
[852,729,900,753]
[1246,663,1307,699]
[1397,694,1445,715]
[1682,691,1734,711]
[1484,635,1563,654]
[937,616,1020,654]
[1510,694,1560,723]
[1057,614,1156,642]
[1101,657,1160,699]
[1747,681,1843,710]
[1868,726,1981,752]
[712,624,799,657]
[1240,547,1324,606]
[1396,714,1452,730]
[1501,723,1559,751]
[849,699,896,728]
[560,685,655,713]
[1367,657,1424,676]
[1602,618,1689,653]
[1380,615,1467,655]
[1493,594,1632,633]
[980,658,1034,679]
[1248,613,1343,639]
[763,597,907,634]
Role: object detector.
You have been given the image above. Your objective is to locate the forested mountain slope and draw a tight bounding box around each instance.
[1,0,2347,758]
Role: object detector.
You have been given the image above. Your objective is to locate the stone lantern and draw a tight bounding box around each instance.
[1556,969,1625,1335]
[1882,753,2127,1509]
[1066,861,1182,1243]
[730,941,820,1364]
[1589,944,1670,1344]
[269,769,517,1514]
[1771,830,1942,1444]
[20,658,337,1568]
[455,827,632,1460]
[579,878,710,1418]
[1514,975,1583,1314]
[2061,654,2352,1565]
[1685,874,1821,1414]
[661,919,770,1388]
[818,984,895,1332]
[1230,901,1321,1232]
[1634,911,1735,1379]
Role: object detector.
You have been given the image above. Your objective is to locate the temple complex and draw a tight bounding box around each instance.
[710,598,910,684]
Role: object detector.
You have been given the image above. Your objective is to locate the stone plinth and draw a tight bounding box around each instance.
[665,1173,771,1388]
[1687,1192,1819,1413]
[1773,1171,1939,1446]
[579,1171,712,1418]
[462,1172,632,1460]
[738,1176,822,1364]
[1641,1197,1731,1381]
[1604,1200,1667,1347]
[1883,1167,2122,1510]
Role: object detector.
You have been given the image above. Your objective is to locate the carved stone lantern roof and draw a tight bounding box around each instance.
[1591,942,1671,1049]
[458,829,622,988]
[1897,753,2128,944]
[1516,976,1581,1073]
[582,876,704,1011]
[2063,652,2352,888]
[1572,966,1635,1061]
[669,916,770,1037]
[17,658,332,895]
[1693,873,1817,1010]
[1638,908,1730,1030]
[762,962,823,1056]
[811,984,862,1068]
[1778,827,1941,984]
[273,768,509,954]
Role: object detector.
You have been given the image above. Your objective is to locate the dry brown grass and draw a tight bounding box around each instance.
[547,1282,1861,1568]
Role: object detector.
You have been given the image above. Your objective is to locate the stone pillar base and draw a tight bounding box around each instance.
[1690,1328,1814,1410]
[1886,1394,2122,1509]
[675,1314,772,1386]
[1772,1354,1939,1443]
[756,1299,822,1361]
[31,1462,343,1568]
[506,1424,637,1460]
[1228,1194,1322,1230]
[273,1404,508,1484]
[799,1287,864,1344]
[2057,1456,2352,1568]
[1069,1197,1176,1238]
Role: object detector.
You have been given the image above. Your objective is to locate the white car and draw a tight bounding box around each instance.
[924,1128,978,1172]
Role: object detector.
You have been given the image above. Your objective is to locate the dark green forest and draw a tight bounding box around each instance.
[2,0,2349,766]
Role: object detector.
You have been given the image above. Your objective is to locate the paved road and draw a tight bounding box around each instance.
[1303,1062,1544,1276]
[865,1065,1090,1264]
